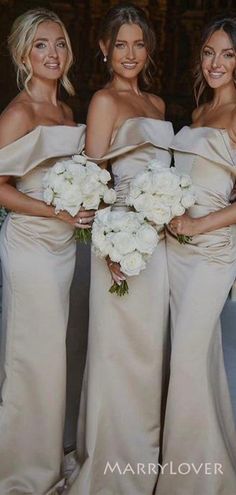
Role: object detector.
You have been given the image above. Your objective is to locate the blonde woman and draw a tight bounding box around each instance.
[0,8,92,495]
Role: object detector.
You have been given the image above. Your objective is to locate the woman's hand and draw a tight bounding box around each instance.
[57,209,95,229]
[106,257,126,285]
[169,213,198,236]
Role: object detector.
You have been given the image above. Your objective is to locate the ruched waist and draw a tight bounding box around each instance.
[3,214,75,253]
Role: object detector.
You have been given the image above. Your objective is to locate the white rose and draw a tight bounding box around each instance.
[180,174,192,188]
[181,192,196,208]
[120,251,146,276]
[132,171,152,192]
[107,246,122,263]
[43,187,54,204]
[54,162,67,174]
[133,193,155,212]
[99,168,111,184]
[135,224,159,254]
[72,154,87,165]
[103,188,117,204]
[171,203,185,216]
[92,230,110,255]
[158,191,182,207]
[148,160,167,172]
[83,176,101,195]
[152,170,180,195]
[83,192,101,210]
[121,212,143,233]
[147,205,171,225]
[112,231,137,255]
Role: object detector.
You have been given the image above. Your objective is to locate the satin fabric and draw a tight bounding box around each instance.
[66,118,174,495]
[156,127,236,495]
[0,125,85,495]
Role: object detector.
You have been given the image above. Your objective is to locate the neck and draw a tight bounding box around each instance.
[211,81,236,107]
[110,74,141,95]
[28,77,59,105]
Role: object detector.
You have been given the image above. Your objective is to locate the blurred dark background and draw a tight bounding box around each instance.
[0,0,235,129]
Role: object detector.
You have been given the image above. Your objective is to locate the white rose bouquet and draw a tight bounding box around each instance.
[92,207,159,296]
[126,160,196,244]
[43,155,116,243]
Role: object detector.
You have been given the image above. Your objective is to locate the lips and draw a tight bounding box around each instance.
[122,62,138,69]
[45,63,60,69]
[208,71,226,78]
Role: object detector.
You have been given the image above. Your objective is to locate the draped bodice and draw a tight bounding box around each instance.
[171,126,236,218]
[87,118,174,207]
[0,124,86,200]
[0,125,86,245]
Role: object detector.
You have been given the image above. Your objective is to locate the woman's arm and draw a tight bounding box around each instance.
[0,106,92,227]
[169,205,236,237]
[85,89,118,159]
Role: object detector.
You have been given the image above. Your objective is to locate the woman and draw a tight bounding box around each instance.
[156,16,236,495]
[66,4,174,495]
[0,8,92,495]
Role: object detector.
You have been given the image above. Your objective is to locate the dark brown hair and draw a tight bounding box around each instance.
[194,15,236,105]
[99,2,156,88]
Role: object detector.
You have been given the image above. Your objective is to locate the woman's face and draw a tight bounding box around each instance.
[104,23,148,80]
[201,29,236,89]
[28,20,68,81]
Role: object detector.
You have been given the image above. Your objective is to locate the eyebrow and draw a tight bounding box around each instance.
[115,39,144,42]
[33,37,66,42]
[204,44,234,52]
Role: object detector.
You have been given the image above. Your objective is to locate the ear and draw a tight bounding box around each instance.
[99,40,107,58]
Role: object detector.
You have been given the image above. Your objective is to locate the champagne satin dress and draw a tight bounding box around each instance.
[156,127,236,495]
[0,125,85,495]
[67,118,174,495]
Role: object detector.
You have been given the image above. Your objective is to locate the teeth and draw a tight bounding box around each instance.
[122,63,137,69]
[209,72,224,77]
[45,64,59,68]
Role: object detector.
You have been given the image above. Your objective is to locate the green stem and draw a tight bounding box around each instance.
[109,280,129,296]
[74,228,92,244]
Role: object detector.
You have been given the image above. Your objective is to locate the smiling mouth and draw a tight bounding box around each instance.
[45,63,60,70]
[122,62,138,69]
[208,71,226,78]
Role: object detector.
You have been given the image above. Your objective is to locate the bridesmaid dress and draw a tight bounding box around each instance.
[156,126,236,495]
[67,117,174,495]
[0,125,85,495]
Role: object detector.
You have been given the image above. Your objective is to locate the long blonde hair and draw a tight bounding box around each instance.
[8,8,75,95]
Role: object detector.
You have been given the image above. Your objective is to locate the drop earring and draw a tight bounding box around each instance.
[103,55,107,63]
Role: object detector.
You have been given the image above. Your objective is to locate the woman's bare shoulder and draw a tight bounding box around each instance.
[0,97,34,148]
[192,104,206,123]
[146,93,166,116]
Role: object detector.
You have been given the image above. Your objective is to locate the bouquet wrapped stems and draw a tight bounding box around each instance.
[74,227,92,243]
[109,280,129,296]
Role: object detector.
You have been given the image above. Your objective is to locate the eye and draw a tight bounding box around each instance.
[35,42,47,49]
[57,40,67,48]
[224,51,235,58]
[136,42,145,48]
[115,42,125,49]
[202,49,213,57]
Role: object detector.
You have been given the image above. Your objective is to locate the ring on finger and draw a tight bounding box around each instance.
[79,218,83,224]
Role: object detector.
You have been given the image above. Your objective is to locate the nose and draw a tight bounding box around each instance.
[126,45,135,60]
[48,43,58,58]
[211,54,221,68]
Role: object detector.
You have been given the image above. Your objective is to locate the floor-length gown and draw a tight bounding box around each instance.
[156,127,236,495]
[67,117,174,495]
[0,125,85,495]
